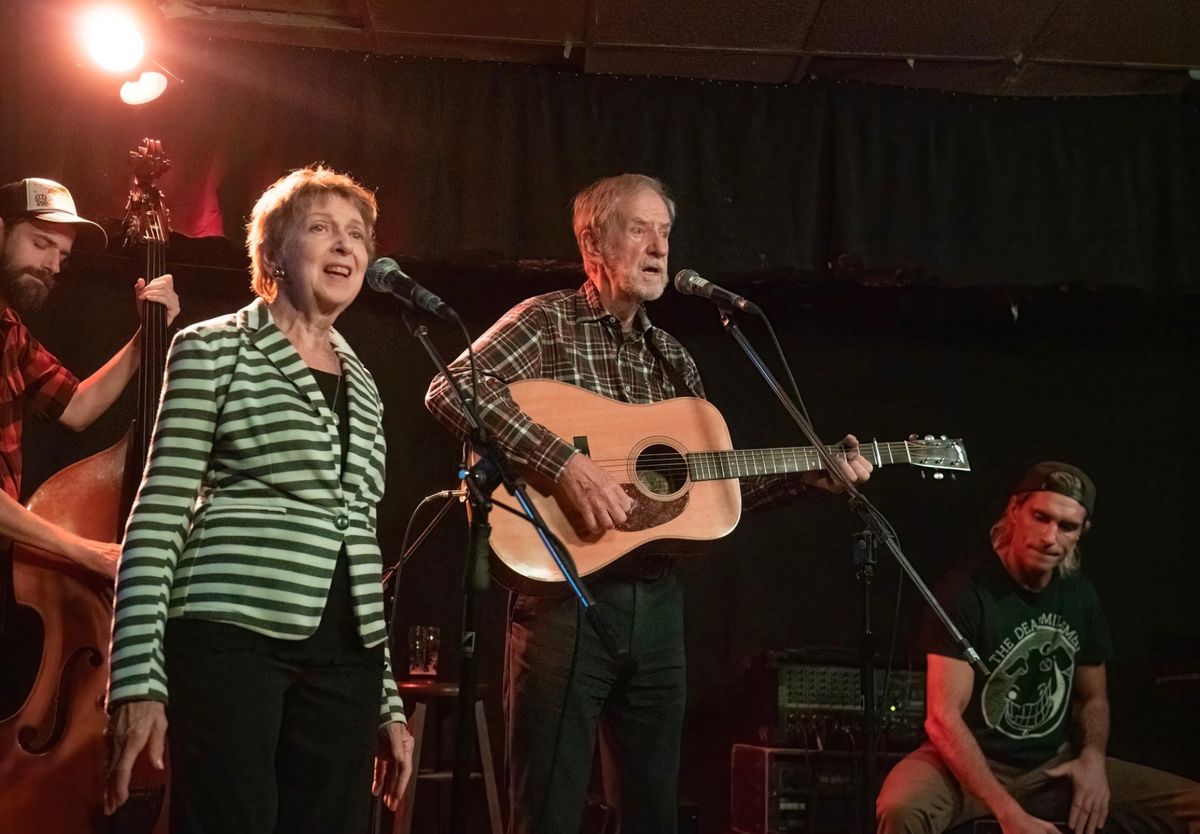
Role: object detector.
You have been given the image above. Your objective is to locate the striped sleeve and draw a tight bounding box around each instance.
[381,644,406,726]
[372,485,406,724]
[108,329,220,707]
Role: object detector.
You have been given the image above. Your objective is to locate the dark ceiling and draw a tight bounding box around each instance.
[158,0,1200,97]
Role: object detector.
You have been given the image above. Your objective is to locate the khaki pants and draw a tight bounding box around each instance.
[877,742,1200,834]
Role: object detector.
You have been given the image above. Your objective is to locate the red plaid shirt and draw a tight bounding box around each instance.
[0,308,79,499]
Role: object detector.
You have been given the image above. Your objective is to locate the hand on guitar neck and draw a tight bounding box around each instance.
[797,433,874,493]
[133,274,180,328]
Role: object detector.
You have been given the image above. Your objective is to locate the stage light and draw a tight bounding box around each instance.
[77,4,176,105]
[81,6,145,74]
[120,70,168,105]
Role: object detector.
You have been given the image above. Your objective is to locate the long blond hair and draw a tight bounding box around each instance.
[989,494,1082,576]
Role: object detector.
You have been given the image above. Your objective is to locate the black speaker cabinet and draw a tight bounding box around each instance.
[730,744,904,834]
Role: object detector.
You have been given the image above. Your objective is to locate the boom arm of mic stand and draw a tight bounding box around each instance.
[715,309,989,678]
[408,321,628,661]
[405,316,628,834]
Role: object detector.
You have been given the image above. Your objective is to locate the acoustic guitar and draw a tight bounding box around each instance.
[481,379,970,594]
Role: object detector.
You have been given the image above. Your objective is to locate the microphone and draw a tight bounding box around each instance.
[672,269,762,315]
[366,257,458,322]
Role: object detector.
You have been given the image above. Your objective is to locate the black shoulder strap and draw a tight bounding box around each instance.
[646,329,695,398]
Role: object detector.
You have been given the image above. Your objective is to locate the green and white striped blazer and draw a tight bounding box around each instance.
[108,299,404,724]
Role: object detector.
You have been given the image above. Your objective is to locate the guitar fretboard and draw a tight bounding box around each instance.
[686,441,919,481]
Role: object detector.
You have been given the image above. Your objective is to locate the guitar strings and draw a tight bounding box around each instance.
[135,215,168,470]
[561,441,960,477]
[574,441,941,466]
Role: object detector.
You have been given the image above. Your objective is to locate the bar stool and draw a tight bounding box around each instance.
[393,681,503,834]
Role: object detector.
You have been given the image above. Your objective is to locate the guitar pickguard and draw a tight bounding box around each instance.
[615,483,689,532]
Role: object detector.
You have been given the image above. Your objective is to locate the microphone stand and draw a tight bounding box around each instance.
[713,306,988,834]
[852,530,878,834]
[398,311,629,834]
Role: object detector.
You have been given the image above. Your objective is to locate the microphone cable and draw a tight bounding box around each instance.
[383,487,466,631]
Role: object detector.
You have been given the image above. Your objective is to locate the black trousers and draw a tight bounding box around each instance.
[504,572,687,834]
[164,619,383,834]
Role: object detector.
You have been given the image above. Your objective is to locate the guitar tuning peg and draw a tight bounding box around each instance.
[920,471,927,479]
[940,434,947,440]
[923,434,934,440]
[933,472,944,480]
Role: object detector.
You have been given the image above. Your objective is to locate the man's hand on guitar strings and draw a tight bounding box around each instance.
[556,450,635,535]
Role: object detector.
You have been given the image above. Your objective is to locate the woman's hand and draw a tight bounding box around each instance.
[372,721,415,811]
[104,700,168,815]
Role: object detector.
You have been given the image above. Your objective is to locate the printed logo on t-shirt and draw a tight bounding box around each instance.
[981,614,1080,739]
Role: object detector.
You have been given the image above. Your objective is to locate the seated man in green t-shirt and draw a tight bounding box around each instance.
[877,462,1200,834]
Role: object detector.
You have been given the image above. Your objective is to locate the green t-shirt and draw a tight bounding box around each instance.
[921,554,1113,768]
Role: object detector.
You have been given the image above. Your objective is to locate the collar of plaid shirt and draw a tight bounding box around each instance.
[575,279,656,337]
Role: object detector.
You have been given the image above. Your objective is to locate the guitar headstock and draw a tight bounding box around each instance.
[906,435,970,478]
[122,137,171,247]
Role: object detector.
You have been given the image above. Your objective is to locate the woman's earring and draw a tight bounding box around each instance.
[273,266,286,280]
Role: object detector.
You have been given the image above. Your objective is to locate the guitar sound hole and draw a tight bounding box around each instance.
[635,444,688,497]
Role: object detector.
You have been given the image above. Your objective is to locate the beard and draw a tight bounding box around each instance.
[0,264,54,315]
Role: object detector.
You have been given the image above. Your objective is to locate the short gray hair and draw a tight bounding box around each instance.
[571,174,675,266]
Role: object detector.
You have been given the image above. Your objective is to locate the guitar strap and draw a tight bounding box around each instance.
[646,330,696,399]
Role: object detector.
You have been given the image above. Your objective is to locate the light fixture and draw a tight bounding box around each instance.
[81,5,146,74]
[79,3,175,105]
[120,70,168,105]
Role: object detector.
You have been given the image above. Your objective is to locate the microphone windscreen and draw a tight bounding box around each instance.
[673,269,701,294]
[366,257,399,293]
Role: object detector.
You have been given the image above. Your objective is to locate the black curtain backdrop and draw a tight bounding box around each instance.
[5,2,1200,831]
[5,0,1200,292]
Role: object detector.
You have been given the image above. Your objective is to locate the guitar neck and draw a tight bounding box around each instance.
[687,441,917,481]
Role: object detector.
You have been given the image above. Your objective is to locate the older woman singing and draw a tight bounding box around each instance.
[105,166,412,832]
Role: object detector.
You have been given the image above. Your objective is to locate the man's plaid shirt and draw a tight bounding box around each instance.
[425,281,802,511]
[1,308,79,499]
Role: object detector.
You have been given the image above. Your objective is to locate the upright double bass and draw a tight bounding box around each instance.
[0,140,174,833]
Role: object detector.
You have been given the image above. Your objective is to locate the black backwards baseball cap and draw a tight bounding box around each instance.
[1011,461,1096,518]
[0,178,108,248]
